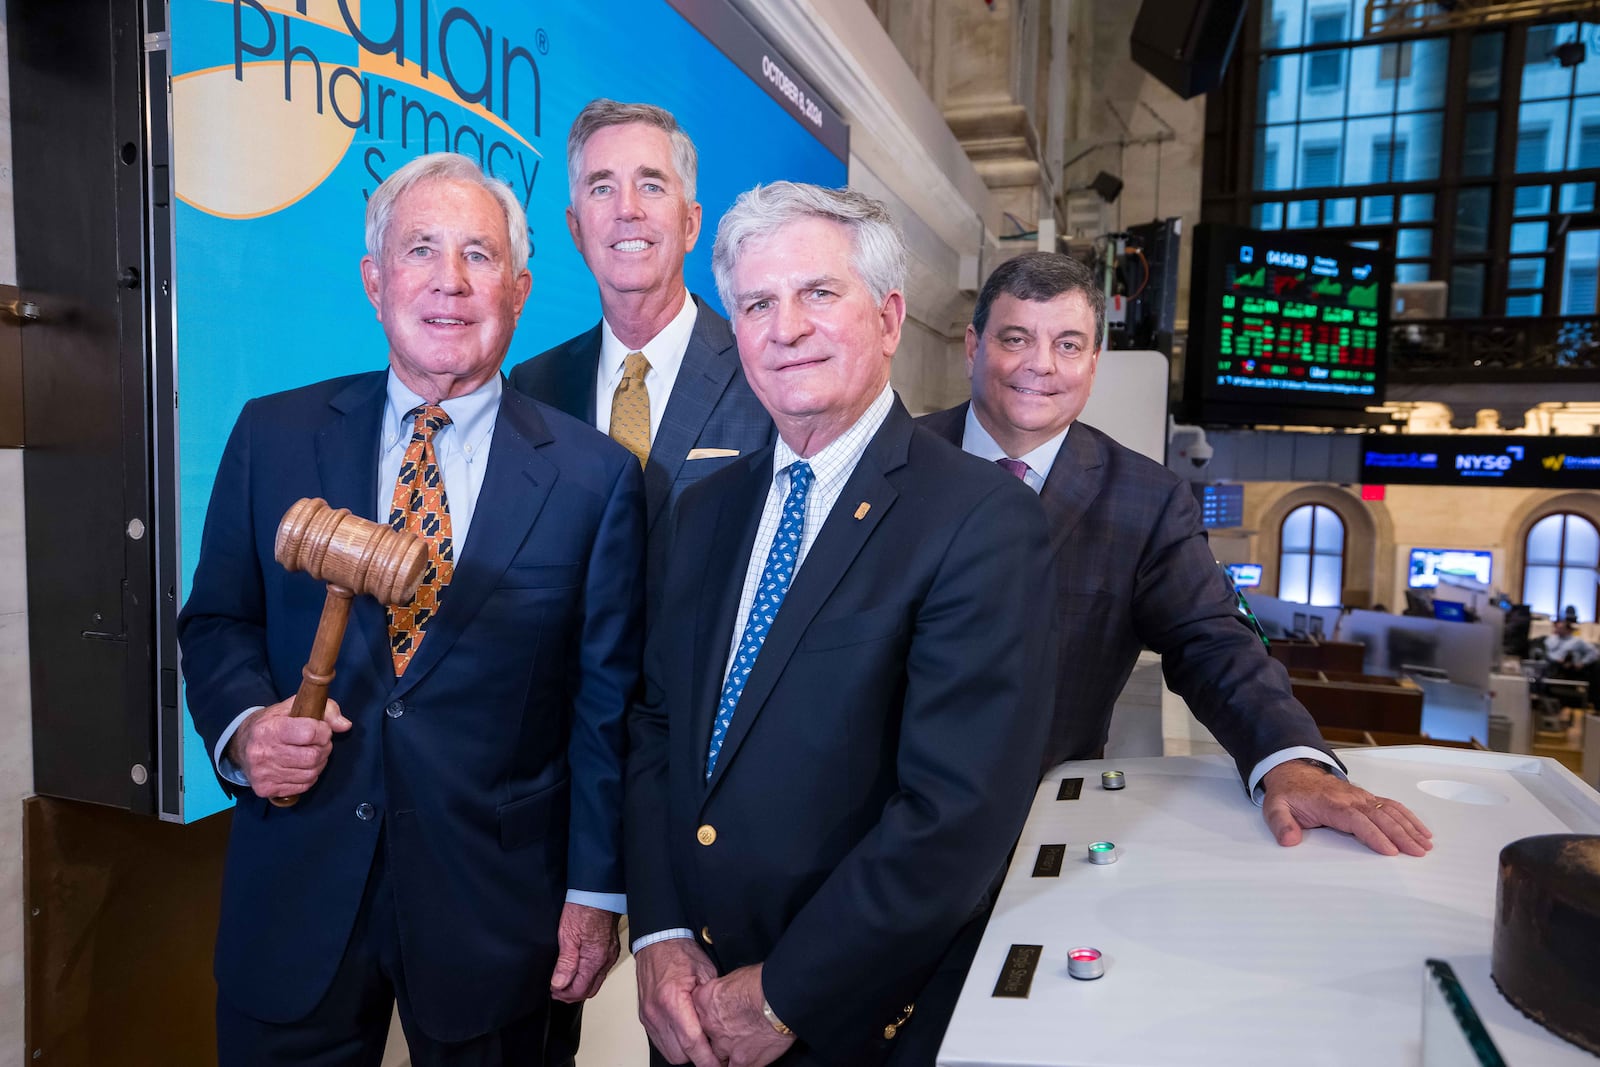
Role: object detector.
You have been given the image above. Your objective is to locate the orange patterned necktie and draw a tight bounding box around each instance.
[610,351,651,465]
[387,404,454,675]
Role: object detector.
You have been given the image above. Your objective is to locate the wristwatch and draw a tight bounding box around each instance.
[761,998,793,1036]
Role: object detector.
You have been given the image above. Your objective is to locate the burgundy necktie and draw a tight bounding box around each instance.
[996,457,1030,481]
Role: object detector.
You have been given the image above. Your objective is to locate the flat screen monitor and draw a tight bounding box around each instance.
[1184,223,1389,426]
[1408,549,1493,589]
[1225,563,1263,589]
[1193,483,1244,528]
[1433,600,1468,622]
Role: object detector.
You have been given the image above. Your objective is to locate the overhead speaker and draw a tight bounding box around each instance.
[1130,0,1247,100]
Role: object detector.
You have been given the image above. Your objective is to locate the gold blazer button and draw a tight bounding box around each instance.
[700,925,714,945]
[696,824,717,846]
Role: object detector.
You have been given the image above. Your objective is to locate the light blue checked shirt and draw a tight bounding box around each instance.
[721,384,895,687]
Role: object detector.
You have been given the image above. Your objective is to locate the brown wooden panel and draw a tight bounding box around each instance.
[1291,673,1424,733]
[1269,639,1367,674]
[25,797,230,1065]
[0,284,23,446]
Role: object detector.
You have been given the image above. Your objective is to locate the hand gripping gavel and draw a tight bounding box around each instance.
[268,497,430,807]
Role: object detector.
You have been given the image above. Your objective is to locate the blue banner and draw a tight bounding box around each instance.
[171,0,848,820]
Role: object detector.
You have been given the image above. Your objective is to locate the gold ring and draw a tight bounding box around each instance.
[1374,802,1384,810]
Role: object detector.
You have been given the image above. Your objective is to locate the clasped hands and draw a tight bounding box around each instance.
[636,940,795,1067]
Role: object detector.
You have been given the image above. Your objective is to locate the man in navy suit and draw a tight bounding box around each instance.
[627,183,1056,1067]
[510,100,774,617]
[179,153,643,1064]
[919,252,1432,859]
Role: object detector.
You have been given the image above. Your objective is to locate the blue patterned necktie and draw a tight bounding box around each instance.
[706,461,814,779]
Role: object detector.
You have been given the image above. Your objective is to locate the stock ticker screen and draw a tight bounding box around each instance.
[1184,224,1389,425]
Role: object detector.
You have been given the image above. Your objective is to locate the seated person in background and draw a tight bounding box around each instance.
[1543,618,1599,689]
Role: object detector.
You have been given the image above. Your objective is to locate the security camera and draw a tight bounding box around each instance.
[1167,419,1215,475]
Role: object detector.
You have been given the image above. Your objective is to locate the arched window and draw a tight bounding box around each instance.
[1279,504,1345,606]
[1523,511,1600,622]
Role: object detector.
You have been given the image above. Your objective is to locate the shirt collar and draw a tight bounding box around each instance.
[598,289,698,384]
[384,369,501,452]
[774,384,895,488]
[961,403,1070,480]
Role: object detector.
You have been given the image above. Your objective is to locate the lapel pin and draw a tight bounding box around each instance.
[854,502,871,520]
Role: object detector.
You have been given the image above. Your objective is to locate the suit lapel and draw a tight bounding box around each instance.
[1039,422,1107,557]
[702,403,911,797]
[646,302,737,532]
[315,374,392,684]
[390,386,558,697]
[549,326,603,423]
[933,400,1105,557]
[689,451,771,774]
[917,402,966,448]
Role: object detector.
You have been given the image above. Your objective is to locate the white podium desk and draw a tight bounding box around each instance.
[938,749,1600,1067]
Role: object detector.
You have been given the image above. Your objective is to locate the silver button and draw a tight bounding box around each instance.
[1088,841,1118,865]
[1068,947,1105,980]
[356,803,375,821]
[385,701,405,718]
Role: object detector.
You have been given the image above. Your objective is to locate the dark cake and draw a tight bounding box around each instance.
[1491,833,1600,1055]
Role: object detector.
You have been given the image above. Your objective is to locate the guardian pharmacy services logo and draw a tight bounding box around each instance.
[173,0,545,219]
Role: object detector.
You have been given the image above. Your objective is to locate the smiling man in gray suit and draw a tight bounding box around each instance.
[920,251,1433,859]
[510,100,773,617]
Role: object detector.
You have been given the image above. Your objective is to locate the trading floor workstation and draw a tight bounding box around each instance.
[940,749,1600,1067]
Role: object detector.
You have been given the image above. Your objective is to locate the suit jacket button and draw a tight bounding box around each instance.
[700,925,714,945]
[696,824,717,846]
[385,701,404,718]
[355,803,375,821]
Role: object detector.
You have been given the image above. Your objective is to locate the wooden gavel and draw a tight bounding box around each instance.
[269,497,429,807]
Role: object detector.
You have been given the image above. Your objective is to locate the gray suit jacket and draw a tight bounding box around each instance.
[510,297,774,616]
[918,403,1333,785]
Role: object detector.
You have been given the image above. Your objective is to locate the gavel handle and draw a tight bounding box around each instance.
[269,584,355,809]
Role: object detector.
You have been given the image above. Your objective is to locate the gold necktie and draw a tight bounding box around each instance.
[610,351,651,466]
[386,405,454,676]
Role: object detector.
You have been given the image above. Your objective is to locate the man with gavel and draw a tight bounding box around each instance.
[178,152,645,1065]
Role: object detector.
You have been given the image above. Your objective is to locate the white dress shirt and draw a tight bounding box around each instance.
[959,407,1338,803]
[213,370,622,913]
[594,289,698,440]
[632,385,895,956]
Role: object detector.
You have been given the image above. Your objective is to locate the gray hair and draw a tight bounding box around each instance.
[567,99,699,204]
[712,181,907,311]
[973,252,1105,348]
[365,152,529,271]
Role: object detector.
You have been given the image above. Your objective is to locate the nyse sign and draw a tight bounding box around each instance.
[1360,436,1600,489]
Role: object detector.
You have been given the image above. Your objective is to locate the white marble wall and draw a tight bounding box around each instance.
[1067,0,1206,330]
[0,2,28,1062]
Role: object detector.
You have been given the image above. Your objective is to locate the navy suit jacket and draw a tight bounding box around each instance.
[178,372,644,1041]
[508,297,774,616]
[918,404,1332,783]
[627,400,1056,1065]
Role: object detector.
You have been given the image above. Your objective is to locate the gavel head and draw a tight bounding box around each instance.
[275,498,429,605]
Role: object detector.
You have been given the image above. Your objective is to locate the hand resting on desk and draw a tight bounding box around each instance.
[1261,759,1433,857]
